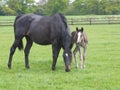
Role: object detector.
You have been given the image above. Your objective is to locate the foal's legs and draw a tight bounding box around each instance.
[83,47,87,68]
[73,46,79,68]
[79,47,84,69]
[24,36,33,69]
[8,38,22,69]
[52,43,61,71]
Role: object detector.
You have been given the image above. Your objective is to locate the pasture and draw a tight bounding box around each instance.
[0,24,120,90]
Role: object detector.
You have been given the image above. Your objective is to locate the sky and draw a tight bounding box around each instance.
[34,0,39,2]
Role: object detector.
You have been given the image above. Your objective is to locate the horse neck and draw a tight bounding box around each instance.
[72,31,77,43]
[83,32,88,44]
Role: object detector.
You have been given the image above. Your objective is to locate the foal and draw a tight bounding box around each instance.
[72,27,88,69]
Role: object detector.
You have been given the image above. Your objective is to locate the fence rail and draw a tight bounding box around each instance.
[67,17,120,25]
[0,16,120,26]
[0,21,13,26]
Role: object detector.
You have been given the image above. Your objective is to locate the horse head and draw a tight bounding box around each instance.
[62,27,72,72]
[76,27,84,44]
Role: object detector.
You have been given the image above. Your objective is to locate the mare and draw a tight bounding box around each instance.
[8,13,72,72]
[72,27,88,69]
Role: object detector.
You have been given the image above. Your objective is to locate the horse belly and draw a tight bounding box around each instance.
[33,39,51,45]
[30,32,51,45]
[28,18,51,45]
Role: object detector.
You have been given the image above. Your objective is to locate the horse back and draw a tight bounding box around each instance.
[26,14,63,45]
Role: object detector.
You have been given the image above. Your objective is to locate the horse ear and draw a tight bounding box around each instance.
[76,27,78,31]
[81,27,84,32]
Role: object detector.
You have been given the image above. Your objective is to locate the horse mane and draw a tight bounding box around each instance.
[51,13,67,29]
[58,13,68,29]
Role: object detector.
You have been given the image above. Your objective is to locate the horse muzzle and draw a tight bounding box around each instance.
[65,64,71,72]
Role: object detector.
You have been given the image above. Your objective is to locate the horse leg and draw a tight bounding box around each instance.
[8,39,21,69]
[83,47,87,69]
[51,44,61,71]
[24,36,33,69]
[78,46,83,69]
[73,46,79,68]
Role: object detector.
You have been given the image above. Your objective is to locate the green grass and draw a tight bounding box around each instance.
[0,24,120,90]
[0,16,15,21]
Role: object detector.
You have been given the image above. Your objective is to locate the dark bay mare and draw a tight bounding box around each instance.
[72,27,88,69]
[8,13,72,72]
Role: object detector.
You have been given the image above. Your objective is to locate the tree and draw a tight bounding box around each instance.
[0,6,4,15]
[72,0,85,15]
[1,0,120,15]
[2,6,16,15]
[44,0,69,15]
[71,0,120,15]
[104,0,120,14]
[7,0,36,14]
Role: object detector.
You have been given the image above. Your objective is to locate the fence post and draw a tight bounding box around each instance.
[89,18,92,25]
[71,18,73,25]
[108,17,110,24]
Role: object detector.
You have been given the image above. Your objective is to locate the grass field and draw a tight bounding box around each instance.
[0,24,120,90]
[0,16,15,21]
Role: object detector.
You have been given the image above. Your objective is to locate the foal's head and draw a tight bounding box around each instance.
[76,27,84,44]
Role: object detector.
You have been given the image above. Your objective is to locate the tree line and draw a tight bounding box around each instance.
[0,0,120,16]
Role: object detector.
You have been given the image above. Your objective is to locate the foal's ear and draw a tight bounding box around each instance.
[81,27,84,32]
[76,27,79,31]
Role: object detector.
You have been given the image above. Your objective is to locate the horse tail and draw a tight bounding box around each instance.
[14,14,23,50]
[14,14,22,34]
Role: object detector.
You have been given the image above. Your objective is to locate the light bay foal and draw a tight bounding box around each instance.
[72,27,88,69]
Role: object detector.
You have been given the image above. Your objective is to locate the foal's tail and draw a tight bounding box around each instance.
[14,14,23,50]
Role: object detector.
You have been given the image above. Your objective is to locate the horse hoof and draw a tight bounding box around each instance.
[83,65,86,68]
[76,65,79,68]
[81,67,83,69]
[52,67,56,71]
[65,69,70,72]
[8,64,11,69]
[26,66,30,69]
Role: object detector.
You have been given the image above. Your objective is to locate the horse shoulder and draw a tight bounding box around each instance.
[83,32,88,44]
